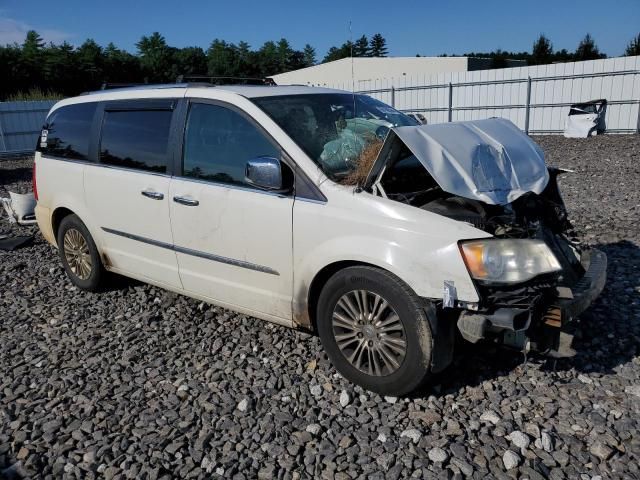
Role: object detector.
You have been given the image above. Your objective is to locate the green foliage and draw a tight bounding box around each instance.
[136,32,173,82]
[0,30,320,100]
[321,33,388,63]
[369,34,388,57]
[3,28,635,101]
[575,34,606,61]
[354,35,370,57]
[6,88,63,101]
[302,44,316,67]
[531,34,553,65]
[625,33,640,56]
[442,32,616,67]
[322,42,353,63]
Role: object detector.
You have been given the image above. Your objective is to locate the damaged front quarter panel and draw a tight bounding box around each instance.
[363,117,607,358]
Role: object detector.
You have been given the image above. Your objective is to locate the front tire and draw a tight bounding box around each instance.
[57,214,105,291]
[316,266,433,396]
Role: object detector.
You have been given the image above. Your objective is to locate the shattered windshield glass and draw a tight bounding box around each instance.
[252,93,418,179]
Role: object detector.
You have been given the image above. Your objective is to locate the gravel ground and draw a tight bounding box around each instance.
[1,135,639,479]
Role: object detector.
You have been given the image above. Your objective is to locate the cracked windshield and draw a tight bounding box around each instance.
[253,93,417,181]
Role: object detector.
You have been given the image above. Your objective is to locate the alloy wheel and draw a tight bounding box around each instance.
[331,289,407,376]
[63,228,92,280]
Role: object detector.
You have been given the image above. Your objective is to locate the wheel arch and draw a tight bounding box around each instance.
[300,260,455,374]
[300,260,400,333]
[51,206,76,246]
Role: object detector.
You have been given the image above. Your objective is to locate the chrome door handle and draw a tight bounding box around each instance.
[141,190,164,200]
[173,196,199,206]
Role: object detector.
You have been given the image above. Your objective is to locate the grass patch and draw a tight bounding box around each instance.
[5,88,63,101]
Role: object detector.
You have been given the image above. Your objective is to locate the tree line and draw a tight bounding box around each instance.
[443,33,640,68]
[0,31,391,100]
[1,30,639,101]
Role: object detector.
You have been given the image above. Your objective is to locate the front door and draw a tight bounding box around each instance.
[169,101,294,322]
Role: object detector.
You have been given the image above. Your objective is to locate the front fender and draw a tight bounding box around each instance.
[298,234,477,302]
[292,188,487,329]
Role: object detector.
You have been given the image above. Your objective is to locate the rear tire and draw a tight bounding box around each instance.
[57,214,105,291]
[316,266,433,396]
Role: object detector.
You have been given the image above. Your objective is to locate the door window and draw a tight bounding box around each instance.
[100,109,172,173]
[182,103,279,187]
[39,102,97,160]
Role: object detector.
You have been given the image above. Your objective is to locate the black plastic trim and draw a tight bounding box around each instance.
[101,227,279,276]
[103,99,176,111]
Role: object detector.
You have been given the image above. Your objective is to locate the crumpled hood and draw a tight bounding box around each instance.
[388,118,549,205]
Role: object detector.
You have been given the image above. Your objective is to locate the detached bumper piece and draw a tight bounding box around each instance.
[557,249,607,320]
[457,248,607,356]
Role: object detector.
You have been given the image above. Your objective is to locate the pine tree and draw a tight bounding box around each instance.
[21,31,46,91]
[276,38,293,72]
[625,33,640,56]
[174,47,207,77]
[531,34,553,65]
[22,30,45,57]
[575,33,605,61]
[322,42,353,63]
[369,34,388,57]
[354,35,369,57]
[207,39,233,77]
[44,42,75,94]
[302,44,316,67]
[257,41,279,76]
[104,43,141,83]
[136,32,172,82]
[76,39,103,89]
[234,41,253,76]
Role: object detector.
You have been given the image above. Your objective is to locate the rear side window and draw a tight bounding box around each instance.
[182,103,279,186]
[40,103,97,160]
[100,109,172,173]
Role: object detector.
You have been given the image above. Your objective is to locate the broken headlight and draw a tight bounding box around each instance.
[460,239,561,284]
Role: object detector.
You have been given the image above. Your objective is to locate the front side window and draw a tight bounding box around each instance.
[182,103,279,187]
[40,102,97,160]
[252,93,417,180]
[100,109,172,173]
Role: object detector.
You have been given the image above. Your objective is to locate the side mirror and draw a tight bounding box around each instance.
[245,156,288,192]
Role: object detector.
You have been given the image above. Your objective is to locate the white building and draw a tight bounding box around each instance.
[270,56,526,88]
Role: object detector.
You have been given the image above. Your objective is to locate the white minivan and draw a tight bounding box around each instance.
[34,84,606,395]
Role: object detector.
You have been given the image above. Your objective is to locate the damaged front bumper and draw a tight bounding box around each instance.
[456,248,607,357]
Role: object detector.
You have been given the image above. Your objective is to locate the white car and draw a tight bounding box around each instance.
[34,84,606,395]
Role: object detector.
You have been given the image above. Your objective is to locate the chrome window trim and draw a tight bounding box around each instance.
[101,227,280,276]
[171,175,292,199]
[40,155,324,196]
[87,162,170,178]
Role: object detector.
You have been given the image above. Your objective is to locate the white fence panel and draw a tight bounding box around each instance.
[0,100,56,157]
[319,56,640,134]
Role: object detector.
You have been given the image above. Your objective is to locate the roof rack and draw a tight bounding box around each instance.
[176,75,276,86]
[101,82,149,90]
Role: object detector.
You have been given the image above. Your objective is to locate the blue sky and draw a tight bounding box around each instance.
[0,0,638,57]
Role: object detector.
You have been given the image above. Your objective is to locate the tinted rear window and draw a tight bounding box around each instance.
[99,110,172,173]
[40,103,97,160]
